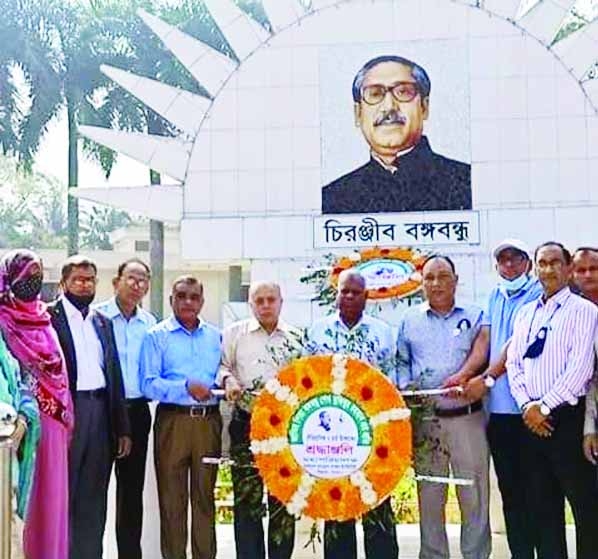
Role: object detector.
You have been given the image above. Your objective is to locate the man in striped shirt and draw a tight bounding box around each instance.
[506,242,598,559]
[571,247,598,464]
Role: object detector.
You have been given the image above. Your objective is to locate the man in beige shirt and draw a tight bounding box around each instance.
[219,281,303,559]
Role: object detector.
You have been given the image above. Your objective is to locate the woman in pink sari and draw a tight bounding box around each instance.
[0,250,73,559]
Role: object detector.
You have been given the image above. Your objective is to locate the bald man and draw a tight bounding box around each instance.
[305,270,398,559]
[219,282,303,559]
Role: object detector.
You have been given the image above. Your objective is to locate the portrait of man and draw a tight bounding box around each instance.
[319,410,332,432]
[322,54,472,215]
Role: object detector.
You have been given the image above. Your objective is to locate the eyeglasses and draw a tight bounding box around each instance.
[360,82,419,105]
[123,276,149,288]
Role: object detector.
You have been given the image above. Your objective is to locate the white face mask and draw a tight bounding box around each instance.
[498,273,529,296]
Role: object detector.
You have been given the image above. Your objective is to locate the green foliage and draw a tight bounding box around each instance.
[80,205,131,249]
[0,154,67,248]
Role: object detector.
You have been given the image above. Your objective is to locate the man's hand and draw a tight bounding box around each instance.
[442,370,470,397]
[523,404,553,438]
[463,375,488,401]
[188,382,212,402]
[224,376,243,402]
[116,436,132,459]
[583,434,598,464]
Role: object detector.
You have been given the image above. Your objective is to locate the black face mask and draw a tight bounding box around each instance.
[64,291,95,313]
[11,274,43,302]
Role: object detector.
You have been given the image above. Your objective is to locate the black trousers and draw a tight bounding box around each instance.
[229,408,295,559]
[324,498,398,559]
[487,413,551,559]
[115,399,151,559]
[524,400,598,559]
[69,392,112,559]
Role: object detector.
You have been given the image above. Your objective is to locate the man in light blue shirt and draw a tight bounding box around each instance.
[396,255,489,559]
[305,270,398,559]
[451,240,546,559]
[140,276,221,559]
[95,258,156,559]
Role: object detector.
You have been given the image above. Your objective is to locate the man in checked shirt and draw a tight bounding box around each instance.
[506,242,598,559]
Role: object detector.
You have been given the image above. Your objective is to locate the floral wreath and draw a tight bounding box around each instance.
[300,247,427,308]
[331,247,425,300]
[250,355,412,521]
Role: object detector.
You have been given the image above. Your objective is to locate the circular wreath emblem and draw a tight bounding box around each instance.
[330,247,425,300]
[250,355,412,521]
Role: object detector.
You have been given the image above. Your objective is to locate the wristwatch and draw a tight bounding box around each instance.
[539,403,551,416]
[483,374,496,389]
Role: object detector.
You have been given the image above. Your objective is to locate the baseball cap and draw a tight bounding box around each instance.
[493,238,531,260]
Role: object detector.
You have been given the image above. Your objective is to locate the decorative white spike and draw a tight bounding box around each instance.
[203,0,270,61]
[100,65,211,137]
[515,0,542,20]
[483,0,521,20]
[71,185,183,222]
[137,8,237,98]
[262,0,307,32]
[518,0,577,44]
[79,125,190,182]
[552,18,598,78]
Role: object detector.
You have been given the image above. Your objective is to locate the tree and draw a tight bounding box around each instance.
[0,154,67,249]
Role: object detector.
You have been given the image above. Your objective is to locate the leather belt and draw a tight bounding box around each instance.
[435,400,483,418]
[158,403,220,418]
[76,388,107,399]
[125,397,150,406]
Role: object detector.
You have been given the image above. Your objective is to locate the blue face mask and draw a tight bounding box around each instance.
[498,273,528,296]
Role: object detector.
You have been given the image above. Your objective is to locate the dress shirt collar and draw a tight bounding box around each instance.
[101,296,151,323]
[419,301,465,317]
[537,286,572,309]
[166,314,205,333]
[333,311,370,332]
[62,294,92,321]
[247,317,292,334]
[371,146,415,174]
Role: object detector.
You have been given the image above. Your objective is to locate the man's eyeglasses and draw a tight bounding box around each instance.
[123,276,149,288]
[360,82,419,105]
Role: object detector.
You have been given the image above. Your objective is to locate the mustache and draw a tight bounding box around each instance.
[374,110,407,127]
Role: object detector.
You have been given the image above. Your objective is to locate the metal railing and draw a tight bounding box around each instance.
[0,438,12,559]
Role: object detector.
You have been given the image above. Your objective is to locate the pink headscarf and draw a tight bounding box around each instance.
[0,250,72,429]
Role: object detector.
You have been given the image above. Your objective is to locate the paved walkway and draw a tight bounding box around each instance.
[100,521,576,558]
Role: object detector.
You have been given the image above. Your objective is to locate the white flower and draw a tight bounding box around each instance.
[361,487,378,505]
[389,408,411,421]
[332,380,345,395]
[286,393,299,407]
[275,385,291,402]
[370,408,411,427]
[348,252,362,262]
[265,378,281,394]
[350,471,367,486]
[250,436,288,455]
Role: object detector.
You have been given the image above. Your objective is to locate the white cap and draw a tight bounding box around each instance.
[493,238,531,260]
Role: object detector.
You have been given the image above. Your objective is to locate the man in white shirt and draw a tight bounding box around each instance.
[48,255,131,559]
[221,281,303,559]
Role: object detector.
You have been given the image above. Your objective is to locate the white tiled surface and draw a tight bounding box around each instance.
[84,1,598,287]
[176,0,596,226]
